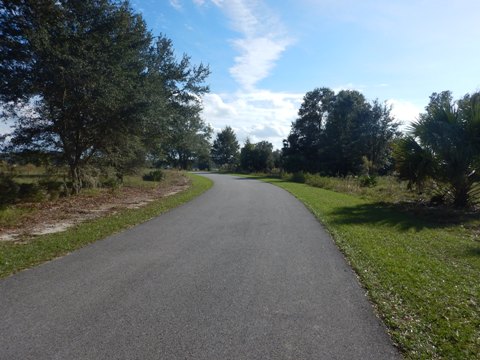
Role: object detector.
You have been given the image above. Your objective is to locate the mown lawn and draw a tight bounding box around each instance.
[260,177,479,359]
[0,173,212,278]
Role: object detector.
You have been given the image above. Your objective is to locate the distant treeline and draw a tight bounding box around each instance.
[211,88,480,208]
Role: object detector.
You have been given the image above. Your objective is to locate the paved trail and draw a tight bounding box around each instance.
[0,173,400,359]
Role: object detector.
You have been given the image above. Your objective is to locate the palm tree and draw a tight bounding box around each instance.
[395,91,480,207]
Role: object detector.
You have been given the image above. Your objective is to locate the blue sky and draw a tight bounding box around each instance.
[133,0,480,148]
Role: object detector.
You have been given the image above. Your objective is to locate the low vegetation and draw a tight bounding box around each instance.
[285,172,440,204]
[0,173,212,278]
[250,175,479,359]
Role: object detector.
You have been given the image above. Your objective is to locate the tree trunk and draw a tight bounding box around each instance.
[70,164,82,195]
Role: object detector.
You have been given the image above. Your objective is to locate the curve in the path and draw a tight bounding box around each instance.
[0,173,400,360]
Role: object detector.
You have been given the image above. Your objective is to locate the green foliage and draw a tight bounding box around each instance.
[211,126,240,168]
[101,177,121,189]
[38,179,67,200]
[358,175,377,187]
[18,183,46,202]
[0,0,153,193]
[0,2,210,190]
[240,139,274,172]
[283,87,399,176]
[0,174,19,206]
[394,90,480,207]
[142,170,165,182]
[0,206,33,228]
[291,171,306,183]
[278,173,429,203]
[143,35,211,170]
[393,136,436,192]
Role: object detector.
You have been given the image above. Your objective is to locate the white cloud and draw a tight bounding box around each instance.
[202,90,303,149]
[194,1,297,146]
[208,0,293,90]
[230,36,290,90]
[387,99,422,131]
[332,83,366,93]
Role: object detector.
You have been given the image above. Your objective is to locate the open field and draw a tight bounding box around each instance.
[247,175,480,359]
[0,173,213,278]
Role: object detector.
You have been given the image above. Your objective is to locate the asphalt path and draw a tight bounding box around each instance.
[0,173,400,359]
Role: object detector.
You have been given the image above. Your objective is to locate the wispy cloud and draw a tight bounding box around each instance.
[206,0,293,90]
[170,0,182,10]
[230,37,290,90]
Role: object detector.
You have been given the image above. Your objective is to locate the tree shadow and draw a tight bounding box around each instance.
[232,175,286,182]
[330,201,479,232]
[465,245,480,257]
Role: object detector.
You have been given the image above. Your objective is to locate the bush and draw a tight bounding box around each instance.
[359,175,378,188]
[80,166,102,188]
[143,170,165,182]
[39,179,68,200]
[0,174,19,205]
[291,171,306,183]
[304,173,330,188]
[101,177,121,189]
[18,182,46,202]
[39,179,64,192]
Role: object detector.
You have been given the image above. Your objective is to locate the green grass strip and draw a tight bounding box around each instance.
[0,173,212,279]
[255,177,479,359]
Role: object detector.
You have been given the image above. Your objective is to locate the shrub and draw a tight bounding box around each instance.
[18,183,46,202]
[359,175,378,188]
[39,179,68,200]
[304,173,330,188]
[101,177,121,189]
[0,174,19,205]
[80,166,102,188]
[39,179,64,192]
[291,171,306,183]
[143,170,165,182]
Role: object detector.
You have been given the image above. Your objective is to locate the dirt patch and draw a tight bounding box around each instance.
[0,175,189,242]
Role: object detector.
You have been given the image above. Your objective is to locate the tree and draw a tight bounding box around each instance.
[211,126,239,169]
[282,87,398,176]
[141,35,210,169]
[362,100,399,174]
[394,90,480,207]
[162,115,212,170]
[253,141,274,172]
[240,138,255,172]
[0,0,151,192]
[0,2,211,189]
[282,88,334,173]
[240,139,274,172]
[393,136,436,193]
[323,90,372,175]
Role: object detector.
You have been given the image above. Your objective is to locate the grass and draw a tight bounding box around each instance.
[302,174,424,202]
[250,176,479,359]
[0,173,212,278]
[0,168,182,229]
[0,206,34,228]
